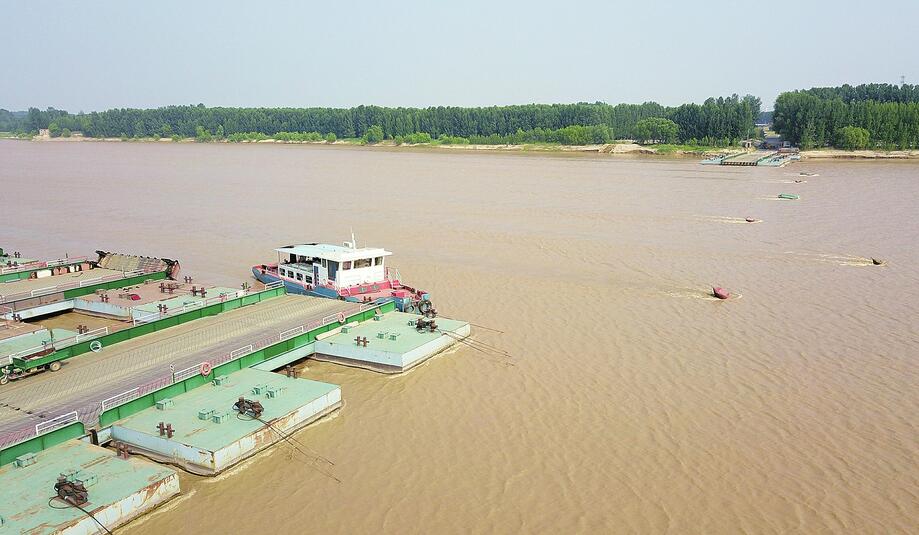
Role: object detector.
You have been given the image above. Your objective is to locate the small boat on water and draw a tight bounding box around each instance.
[712,287,731,300]
[252,236,432,313]
[777,193,800,200]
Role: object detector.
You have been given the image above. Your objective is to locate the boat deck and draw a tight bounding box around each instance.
[262,263,408,303]
[315,311,469,373]
[721,150,777,166]
[0,294,358,449]
[0,255,36,266]
[110,368,341,474]
[0,267,125,302]
[0,328,77,359]
[0,321,43,343]
[0,439,179,534]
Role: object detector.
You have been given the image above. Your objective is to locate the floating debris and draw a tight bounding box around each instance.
[777,193,800,200]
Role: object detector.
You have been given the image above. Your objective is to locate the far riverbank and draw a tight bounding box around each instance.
[6,134,919,160]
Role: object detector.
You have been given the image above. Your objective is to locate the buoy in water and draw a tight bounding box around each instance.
[872,258,886,266]
[712,287,731,300]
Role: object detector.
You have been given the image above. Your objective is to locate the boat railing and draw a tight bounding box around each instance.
[34,411,79,435]
[385,266,402,286]
[100,388,141,413]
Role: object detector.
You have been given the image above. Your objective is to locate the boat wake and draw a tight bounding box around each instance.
[695,215,762,224]
[783,251,880,267]
[663,287,743,301]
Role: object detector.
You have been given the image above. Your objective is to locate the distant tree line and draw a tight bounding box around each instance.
[0,109,27,132]
[1,95,761,146]
[774,83,919,149]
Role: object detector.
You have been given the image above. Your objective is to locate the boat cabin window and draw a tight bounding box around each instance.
[342,261,351,270]
[296,273,303,281]
[374,256,383,266]
[353,258,372,269]
[321,259,327,268]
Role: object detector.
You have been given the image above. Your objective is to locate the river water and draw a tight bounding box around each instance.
[1,141,917,534]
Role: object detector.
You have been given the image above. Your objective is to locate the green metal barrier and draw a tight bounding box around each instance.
[97,300,394,427]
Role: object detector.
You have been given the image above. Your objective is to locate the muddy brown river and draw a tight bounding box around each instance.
[1,140,917,534]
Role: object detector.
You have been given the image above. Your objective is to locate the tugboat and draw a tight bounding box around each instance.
[252,236,432,313]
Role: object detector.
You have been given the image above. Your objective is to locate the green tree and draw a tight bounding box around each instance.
[362,125,384,144]
[48,122,62,137]
[838,126,870,150]
[325,132,337,143]
[61,128,71,138]
[195,126,212,142]
[633,117,678,144]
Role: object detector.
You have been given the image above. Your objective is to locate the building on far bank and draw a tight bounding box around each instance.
[763,135,790,150]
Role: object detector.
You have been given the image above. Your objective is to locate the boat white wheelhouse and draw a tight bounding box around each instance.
[274,242,393,290]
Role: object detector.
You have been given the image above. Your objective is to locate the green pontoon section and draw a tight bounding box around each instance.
[0,439,179,534]
[0,297,392,465]
[97,300,393,427]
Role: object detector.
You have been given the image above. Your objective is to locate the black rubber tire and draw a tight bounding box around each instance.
[49,361,62,372]
[418,299,433,316]
[0,375,8,386]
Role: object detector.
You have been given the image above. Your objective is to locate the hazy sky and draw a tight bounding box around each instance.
[3,0,917,112]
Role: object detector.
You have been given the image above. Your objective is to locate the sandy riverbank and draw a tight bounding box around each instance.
[20,134,919,159]
[13,134,738,158]
[801,148,919,159]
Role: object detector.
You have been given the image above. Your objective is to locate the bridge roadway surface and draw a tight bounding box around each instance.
[0,294,358,449]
